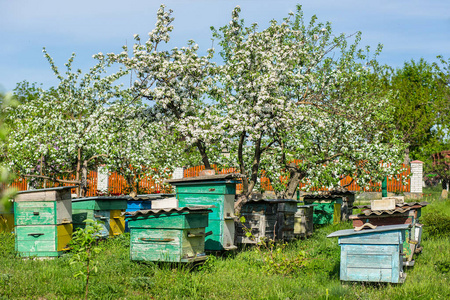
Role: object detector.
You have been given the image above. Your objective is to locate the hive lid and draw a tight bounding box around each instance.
[327,224,411,238]
[16,186,77,195]
[124,205,215,217]
[72,196,130,202]
[165,173,245,184]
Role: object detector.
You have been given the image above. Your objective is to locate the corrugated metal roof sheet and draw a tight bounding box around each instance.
[123,205,215,217]
[247,198,300,203]
[165,173,245,184]
[302,188,355,199]
[353,202,429,216]
[327,224,411,238]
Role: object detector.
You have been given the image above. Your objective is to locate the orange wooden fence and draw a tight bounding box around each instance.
[9,164,410,195]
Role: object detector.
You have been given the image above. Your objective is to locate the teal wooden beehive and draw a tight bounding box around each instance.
[72,196,128,238]
[327,224,410,283]
[125,206,213,262]
[14,186,75,257]
[166,173,244,251]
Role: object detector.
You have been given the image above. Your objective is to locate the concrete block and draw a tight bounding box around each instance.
[371,199,396,211]
[151,197,178,209]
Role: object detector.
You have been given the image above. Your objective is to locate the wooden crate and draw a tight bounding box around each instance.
[72,196,127,238]
[328,224,410,283]
[13,186,75,257]
[167,174,243,251]
[125,206,212,262]
[236,199,299,244]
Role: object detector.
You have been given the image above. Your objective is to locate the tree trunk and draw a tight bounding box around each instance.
[283,163,305,199]
[80,160,88,197]
[76,148,82,197]
[195,140,212,170]
[404,147,410,165]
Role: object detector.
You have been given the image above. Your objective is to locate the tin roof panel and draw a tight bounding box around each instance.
[124,205,215,217]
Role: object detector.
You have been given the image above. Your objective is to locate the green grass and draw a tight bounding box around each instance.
[1,192,450,299]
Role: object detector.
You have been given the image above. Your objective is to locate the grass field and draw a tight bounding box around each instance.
[1,190,449,299]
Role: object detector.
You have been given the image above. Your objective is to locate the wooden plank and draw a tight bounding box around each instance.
[178,195,225,220]
[176,183,236,195]
[109,209,125,236]
[345,267,393,283]
[56,199,72,224]
[346,254,392,268]
[57,224,72,251]
[127,213,209,230]
[14,202,56,225]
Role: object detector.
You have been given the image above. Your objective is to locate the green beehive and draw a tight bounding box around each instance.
[14,186,75,257]
[303,189,355,225]
[166,173,244,251]
[125,206,213,262]
[72,196,127,238]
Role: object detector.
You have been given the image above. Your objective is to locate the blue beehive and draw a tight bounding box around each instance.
[327,224,410,283]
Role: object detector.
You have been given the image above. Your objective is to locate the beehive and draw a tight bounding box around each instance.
[72,196,127,238]
[303,189,355,224]
[167,173,244,251]
[350,202,428,261]
[125,206,213,262]
[14,186,75,257]
[236,199,299,244]
[327,224,410,283]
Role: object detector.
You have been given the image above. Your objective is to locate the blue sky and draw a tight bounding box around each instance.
[1,0,449,92]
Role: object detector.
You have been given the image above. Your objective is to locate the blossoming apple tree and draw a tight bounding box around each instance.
[99,5,223,170]
[6,49,175,196]
[211,6,405,207]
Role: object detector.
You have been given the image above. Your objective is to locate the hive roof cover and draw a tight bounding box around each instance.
[16,186,78,194]
[165,173,245,184]
[124,205,215,217]
[327,224,411,238]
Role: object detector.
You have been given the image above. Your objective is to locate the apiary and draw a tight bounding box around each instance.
[72,196,127,238]
[166,173,244,251]
[14,186,75,257]
[125,206,213,262]
[327,224,410,283]
[236,199,299,244]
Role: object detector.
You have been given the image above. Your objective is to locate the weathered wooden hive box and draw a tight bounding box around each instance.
[293,204,316,238]
[14,186,75,257]
[327,224,410,283]
[0,200,14,233]
[303,189,355,225]
[350,202,428,261]
[166,173,244,251]
[125,206,213,262]
[236,199,299,244]
[72,196,127,238]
